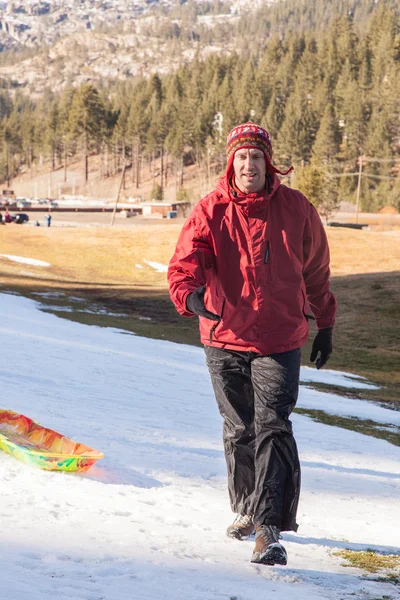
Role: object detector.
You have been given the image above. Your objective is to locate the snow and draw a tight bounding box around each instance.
[0,253,51,267]
[143,259,168,272]
[300,365,379,390]
[299,385,400,426]
[1,291,399,600]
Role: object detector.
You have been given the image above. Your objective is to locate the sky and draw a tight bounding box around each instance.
[1,285,400,600]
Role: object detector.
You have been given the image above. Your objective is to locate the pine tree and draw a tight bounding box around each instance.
[276,82,317,166]
[295,164,340,223]
[45,100,61,170]
[68,84,106,183]
[312,101,341,165]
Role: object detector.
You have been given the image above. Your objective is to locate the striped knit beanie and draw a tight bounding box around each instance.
[226,122,273,162]
[226,121,293,176]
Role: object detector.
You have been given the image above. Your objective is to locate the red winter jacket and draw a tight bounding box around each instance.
[168,173,337,355]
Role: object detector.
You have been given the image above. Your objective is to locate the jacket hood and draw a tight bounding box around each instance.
[216,149,292,202]
[216,166,282,203]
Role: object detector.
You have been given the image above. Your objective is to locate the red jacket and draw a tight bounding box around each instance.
[168,173,337,355]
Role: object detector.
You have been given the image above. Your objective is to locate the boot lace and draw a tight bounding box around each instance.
[256,525,282,545]
[234,514,253,527]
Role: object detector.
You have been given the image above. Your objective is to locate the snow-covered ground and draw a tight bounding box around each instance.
[0,254,51,267]
[1,292,399,600]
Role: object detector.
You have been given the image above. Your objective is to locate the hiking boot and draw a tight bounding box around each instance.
[251,525,287,565]
[226,514,254,540]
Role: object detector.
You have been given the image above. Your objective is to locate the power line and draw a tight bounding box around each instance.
[362,157,400,164]
[327,172,358,178]
[362,173,398,181]
[327,172,398,180]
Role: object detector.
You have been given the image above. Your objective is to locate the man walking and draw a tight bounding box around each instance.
[168,122,337,566]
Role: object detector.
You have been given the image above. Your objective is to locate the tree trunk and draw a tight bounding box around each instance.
[113,142,117,175]
[29,146,33,179]
[174,157,178,197]
[135,141,141,189]
[122,142,126,189]
[84,132,89,184]
[64,142,68,183]
[180,154,184,187]
[85,155,89,184]
[6,144,10,187]
[160,144,164,197]
[131,137,136,185]
[100,143,103,180]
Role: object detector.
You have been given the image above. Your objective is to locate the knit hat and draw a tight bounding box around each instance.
[226,122,273,161]
[226,121,293,176]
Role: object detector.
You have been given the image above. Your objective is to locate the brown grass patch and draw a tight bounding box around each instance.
[334,548,400,580]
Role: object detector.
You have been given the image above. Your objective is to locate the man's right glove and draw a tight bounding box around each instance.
[310,327,333,370]
[186,285,221,321]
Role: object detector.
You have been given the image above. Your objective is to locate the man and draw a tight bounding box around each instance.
[168,122,336,566]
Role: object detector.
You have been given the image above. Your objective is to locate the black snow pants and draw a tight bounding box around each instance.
[205,346,301,532]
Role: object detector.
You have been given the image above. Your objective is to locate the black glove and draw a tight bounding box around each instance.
[310,327,333,370]
[186,285,221,321]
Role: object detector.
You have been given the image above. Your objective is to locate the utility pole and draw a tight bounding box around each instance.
[110,162,127,227]
[355,155,363,224]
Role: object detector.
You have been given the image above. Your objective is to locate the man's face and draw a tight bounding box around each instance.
[233,147,267,194]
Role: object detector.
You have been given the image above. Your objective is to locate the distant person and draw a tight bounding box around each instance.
[4,209,12,223]
[0,211,3,225]
[168,122,336,567]
[35,220,40,227]
[45,214,52,227]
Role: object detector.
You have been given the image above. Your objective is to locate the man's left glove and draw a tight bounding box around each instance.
[186,285,221,321]
[310,327,333,370]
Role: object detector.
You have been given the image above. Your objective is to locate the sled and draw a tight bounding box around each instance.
[0,409,104,472]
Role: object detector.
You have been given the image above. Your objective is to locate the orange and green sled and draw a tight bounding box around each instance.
[0,409,104,472]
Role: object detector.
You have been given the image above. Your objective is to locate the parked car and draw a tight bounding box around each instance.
[48,200,58,208]
[16,200,31,209]
[11,213,29,224]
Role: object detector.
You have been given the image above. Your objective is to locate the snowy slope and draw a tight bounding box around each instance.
[1,292,399,600]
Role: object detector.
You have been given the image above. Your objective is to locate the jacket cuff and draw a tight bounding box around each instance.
[316,318,335,330]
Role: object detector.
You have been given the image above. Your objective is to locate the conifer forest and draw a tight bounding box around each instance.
[0,0,399,212]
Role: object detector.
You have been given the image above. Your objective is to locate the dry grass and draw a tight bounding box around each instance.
[0,224,176,287]
[1,223,399,402]
[328,228,400,276]
[334,548,400,580]
[2,223,399,284]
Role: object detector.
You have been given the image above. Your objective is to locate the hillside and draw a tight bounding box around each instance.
[0,0,399,214]
[9,151,211,203]
[0,0,396,92]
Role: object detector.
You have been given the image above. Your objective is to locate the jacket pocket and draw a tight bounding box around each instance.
[209,297,225,343]
[301,287,315,321]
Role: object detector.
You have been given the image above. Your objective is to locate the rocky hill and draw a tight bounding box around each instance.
[0,0,271,93]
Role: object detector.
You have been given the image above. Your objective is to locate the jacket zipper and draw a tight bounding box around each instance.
[264,241,270,264]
